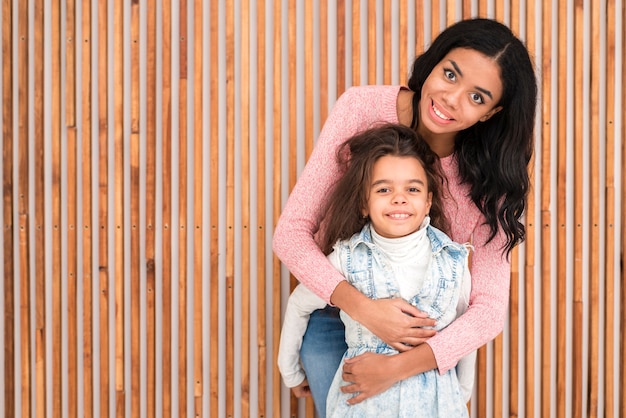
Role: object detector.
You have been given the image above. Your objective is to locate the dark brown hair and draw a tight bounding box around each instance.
[319,123,450,255]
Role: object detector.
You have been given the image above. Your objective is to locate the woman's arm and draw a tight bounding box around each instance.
[427,223,510,372]
[273,86,400,302]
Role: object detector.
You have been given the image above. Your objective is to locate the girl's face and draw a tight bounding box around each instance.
[363,155,432,239]
[419,47,504,140]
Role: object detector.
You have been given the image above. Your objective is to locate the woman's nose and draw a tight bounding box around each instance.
[442,88,462,108]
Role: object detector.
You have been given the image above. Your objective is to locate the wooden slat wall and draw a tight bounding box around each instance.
[1,1,625,417]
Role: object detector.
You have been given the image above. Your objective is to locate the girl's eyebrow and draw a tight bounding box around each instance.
[449,59,494,100]
[371,179,425,187]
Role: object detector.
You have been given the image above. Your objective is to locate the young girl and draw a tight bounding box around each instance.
[278,124,475,417]
[273,18,537,417]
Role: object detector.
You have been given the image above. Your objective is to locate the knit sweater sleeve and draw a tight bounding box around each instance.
[425,161,512,372]
[272,85,401,303]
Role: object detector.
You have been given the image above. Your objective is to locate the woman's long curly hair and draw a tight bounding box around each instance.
[319,123,450,255]
[408,18,538,255]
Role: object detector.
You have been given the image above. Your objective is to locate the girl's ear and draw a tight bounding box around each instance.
[427,192,433,211]
[480,105,503,122]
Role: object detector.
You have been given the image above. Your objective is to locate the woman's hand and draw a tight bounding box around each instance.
[331,282,436,351]
[360,298,436,351]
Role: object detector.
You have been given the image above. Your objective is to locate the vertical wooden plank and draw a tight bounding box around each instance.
[226,0,236,414]
[461,0,471,19]
[241,1,251,416]
[445,0,455,27]
[81,0,94,414]
[129,0,141,415]
[51,0,64,414]
[18,216,31,418]
[475,346,487,417]
[113,0,126,414]
[287,1,297,413]
[2,0,15,414]
[161,0,173,415]
[556,1,568,417]
[492,334,503,417]
[587,0,601,415]
[144,25,158,418]
[287,0,296,188]
[272,0,282,414]
[255,1,267,416]
[414,0,424,57]
[382,0,390,84]
[398,0,406,85]
[304,0,314,158]
[352,0,361,87]
[430,0,440,44]
[367,0,375,84]
[17,0,33,416]
[209,0,219,415]
[65,0,79,415]
[178,0,189,415]
[319,0,328,122]
[621,3,626,413]
[572,2,584,417]
[602,2,616,416]
[477,0,487,18]
[510,0,519,34]
[540,1,553,417]
[97,0,111,415]
[524,1,536,415]
[192,0,204,415]
[145,0,158,415]
[509,247,520,415]
[336,0,345,96]
[495,0,505,24]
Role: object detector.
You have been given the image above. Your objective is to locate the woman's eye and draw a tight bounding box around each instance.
[443,68,456,81]
[470,92,485,104]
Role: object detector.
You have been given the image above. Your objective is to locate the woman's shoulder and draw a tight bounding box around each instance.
[340,84,403,103]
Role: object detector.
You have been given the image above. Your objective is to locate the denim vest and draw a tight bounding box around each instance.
[334,223,469,356]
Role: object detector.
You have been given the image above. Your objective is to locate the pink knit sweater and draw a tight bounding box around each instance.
[272,85,511,373]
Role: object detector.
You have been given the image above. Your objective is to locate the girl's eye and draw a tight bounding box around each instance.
[408,187,420,193]
[376,187,390,193]
[443,68,456,81]
[470,92,485,105]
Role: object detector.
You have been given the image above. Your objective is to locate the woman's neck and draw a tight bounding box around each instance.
[397,89,455,158]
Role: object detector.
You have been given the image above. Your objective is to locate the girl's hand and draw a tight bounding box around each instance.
[291,379,312,398]
[340,343,437,404]
[340,352,400,404]
[358,298,436,351]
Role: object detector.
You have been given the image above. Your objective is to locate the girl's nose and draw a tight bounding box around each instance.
[391,192,407,204]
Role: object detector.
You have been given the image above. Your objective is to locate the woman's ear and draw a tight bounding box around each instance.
[480,105,503,122]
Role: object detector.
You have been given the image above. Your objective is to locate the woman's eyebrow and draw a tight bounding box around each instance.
[449,59,494,100]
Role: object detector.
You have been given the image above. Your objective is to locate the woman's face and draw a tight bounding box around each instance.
[419,47,504,137]
[363,155,432,239]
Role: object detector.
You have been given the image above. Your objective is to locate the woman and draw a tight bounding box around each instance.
[273,18,537,417]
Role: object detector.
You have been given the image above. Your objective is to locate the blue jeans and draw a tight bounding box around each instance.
[300,305,347,418]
